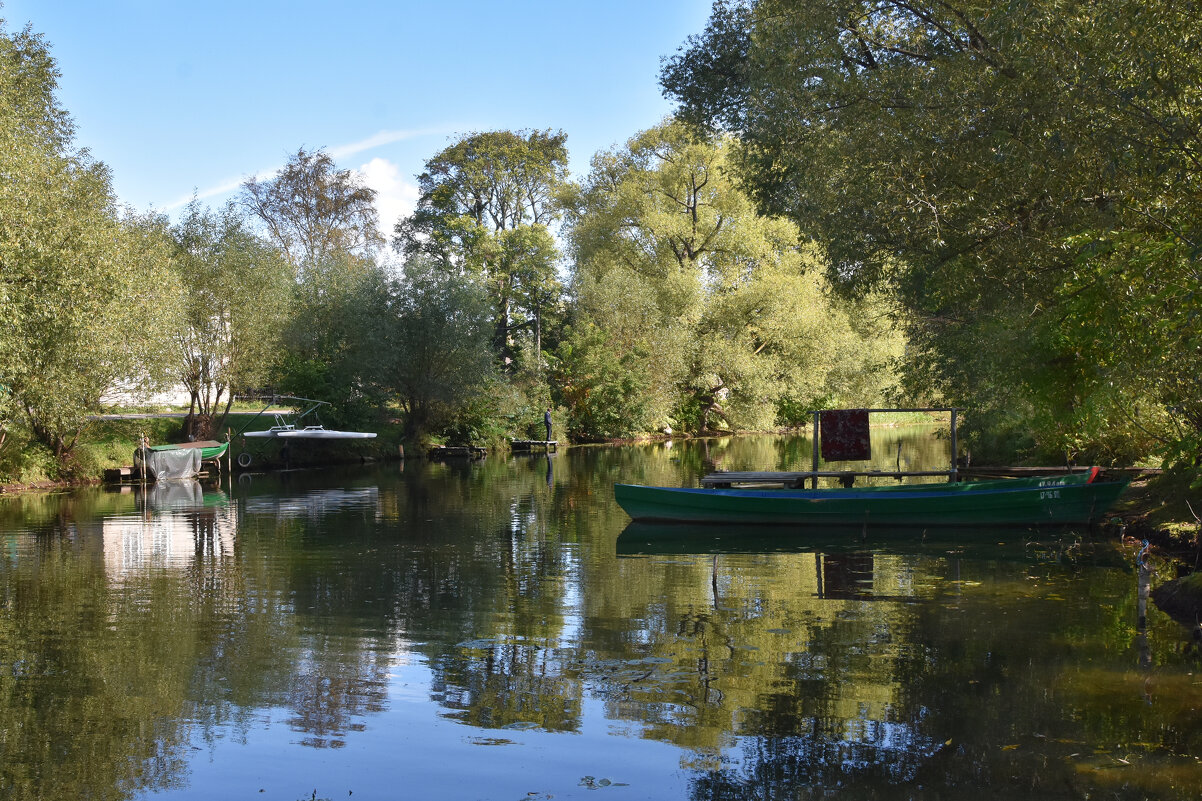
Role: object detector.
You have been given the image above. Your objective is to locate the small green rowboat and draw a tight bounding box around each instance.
[614,468,1127,526]
[147,440,229,460]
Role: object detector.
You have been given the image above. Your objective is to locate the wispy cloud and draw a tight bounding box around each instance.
[164,126,451,211]
[162,168,270,211]
[328,126,449,160]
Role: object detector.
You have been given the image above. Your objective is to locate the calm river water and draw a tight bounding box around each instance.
[1,430,1199,800]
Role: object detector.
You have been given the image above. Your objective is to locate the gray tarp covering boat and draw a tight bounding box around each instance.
[134,446,202,480]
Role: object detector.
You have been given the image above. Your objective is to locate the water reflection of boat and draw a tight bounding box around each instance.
[145,479,228,511]
[242,487,380,519]
[615,521,1128,566]
[101,480,235,575]
[614,469,1127,526]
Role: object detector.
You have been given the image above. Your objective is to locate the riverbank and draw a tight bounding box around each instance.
[1109,469,1201,551]
[3,423,1198,556]
[0,412,406,492]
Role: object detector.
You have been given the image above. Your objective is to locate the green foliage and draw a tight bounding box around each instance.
[663,0,1202,472]
[556,265,684,439]
[556,322,657,440]
[1,21,182,463]
[1053,232,1201,468]
[396,130,569,365]
[383,258,497,439]
[565,121,905,437]
[0,425,55,485]
[171,200,294,438]
[272,253,391,428]
[440,375,525,446]
[236,149,394,428]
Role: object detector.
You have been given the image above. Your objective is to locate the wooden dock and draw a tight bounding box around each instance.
[104,466,139,483]
[103,466,218,484]
[511,440,558,452]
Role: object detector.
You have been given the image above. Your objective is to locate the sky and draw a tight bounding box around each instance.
[2,0,713,230]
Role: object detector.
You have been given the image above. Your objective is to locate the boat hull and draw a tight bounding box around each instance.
[276,429,376,439]
[244,427,376,439]
[614,473,1127,526]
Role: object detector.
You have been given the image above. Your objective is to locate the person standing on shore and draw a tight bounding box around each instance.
[544,407,553,442]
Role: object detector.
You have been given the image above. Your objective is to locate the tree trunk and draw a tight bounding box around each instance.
[214,391,236,442]
[534,304,542,370]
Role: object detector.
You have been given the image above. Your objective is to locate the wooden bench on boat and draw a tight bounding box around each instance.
[700,465,1103,489]
[701,470,958,488]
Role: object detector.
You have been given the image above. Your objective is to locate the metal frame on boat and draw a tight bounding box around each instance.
[233,396,376,468]
[236,396,377,440]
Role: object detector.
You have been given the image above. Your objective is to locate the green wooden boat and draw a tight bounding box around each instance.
[614,468,1127,526]
[147,440,229,460]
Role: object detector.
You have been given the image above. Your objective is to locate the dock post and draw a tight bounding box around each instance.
[811,411,820,489]
[950,408,959,482]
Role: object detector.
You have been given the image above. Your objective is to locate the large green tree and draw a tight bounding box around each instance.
[171,200,294,440]
[663,0,1202,467]
[384,258,497,438]
[240,149,390,422]
[395,130,569,367]
[563,122,903,437]
[1,20,181,462]
[272,251,390,427]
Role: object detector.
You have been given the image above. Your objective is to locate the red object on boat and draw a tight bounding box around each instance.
[820,409,871,461]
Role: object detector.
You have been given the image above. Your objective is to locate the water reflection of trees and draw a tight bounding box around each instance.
[1,532,203,801]
[5,438,1202,800]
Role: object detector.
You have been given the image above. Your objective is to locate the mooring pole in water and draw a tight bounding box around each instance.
[1136,542,1152,672]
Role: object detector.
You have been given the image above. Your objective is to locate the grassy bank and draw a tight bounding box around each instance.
[1116,469,1202,552]
[0,412,409,489]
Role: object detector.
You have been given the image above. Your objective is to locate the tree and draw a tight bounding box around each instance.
[395,130,569,365]
[384,258,496,438]
[171,200,294,440]
[241,148,383,276]
[272,251,391,427]
[239,148,390,423]
[663,0,1202,467]
[1,20,182,462]
[565,121,903,435]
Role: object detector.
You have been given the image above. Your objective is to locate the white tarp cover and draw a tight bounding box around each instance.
[134,447,202,480]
